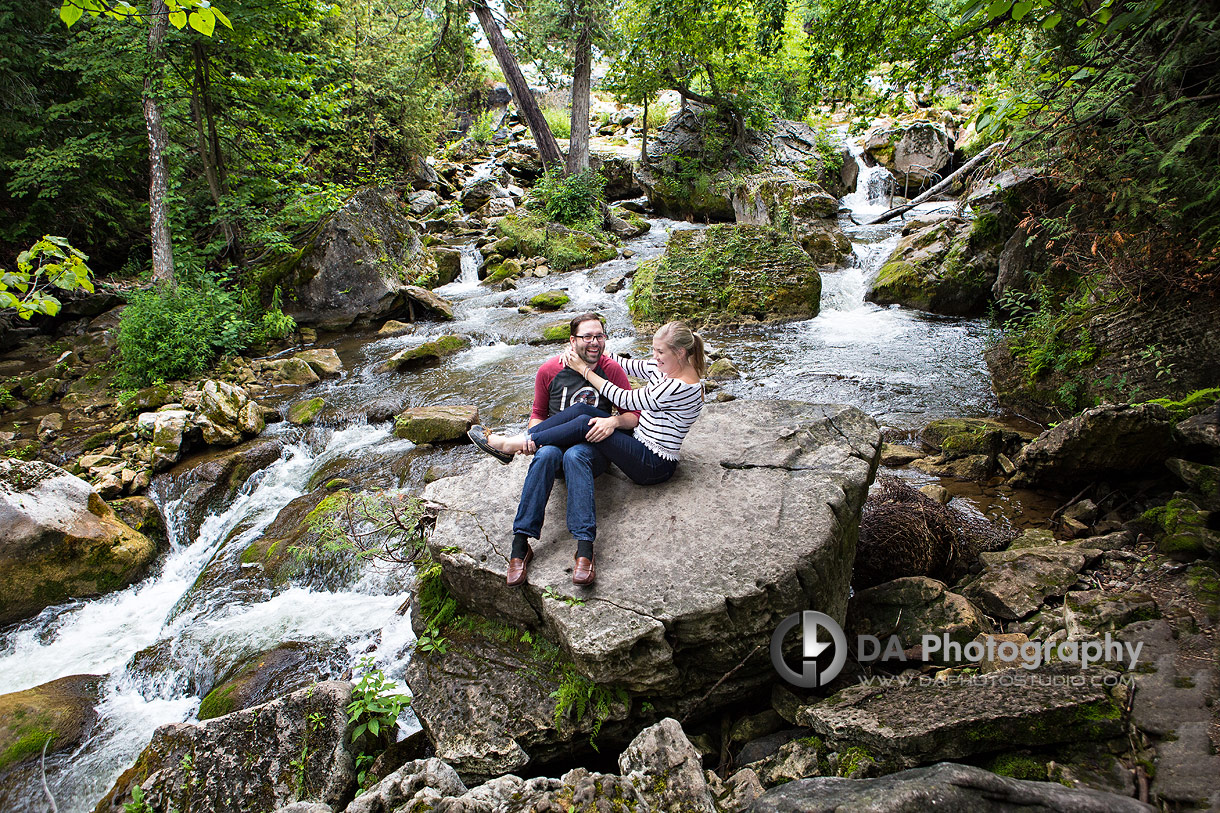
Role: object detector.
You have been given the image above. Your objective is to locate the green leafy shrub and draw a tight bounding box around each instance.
[468,110,497,145]
[117,273,296,387]
[531,169,606,230]
[542,106,571,138]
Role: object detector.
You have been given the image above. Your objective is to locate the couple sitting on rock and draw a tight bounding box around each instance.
[469,312,706,588]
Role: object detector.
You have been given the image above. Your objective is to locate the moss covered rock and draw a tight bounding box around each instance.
[394,404,478,444]
[287,397,326,426]
[378,335,471,373]
[0,459,159,626]
[732,172,851,266]
[867,216,997,316]
[0,674,101,774]
[529,290,570,311]
[536,321,572,344]
[198,642,345,721]
[628,224,820,326]
[253,187,436,331]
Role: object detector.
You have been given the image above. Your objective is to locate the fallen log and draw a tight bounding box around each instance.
[868,141,1007,225]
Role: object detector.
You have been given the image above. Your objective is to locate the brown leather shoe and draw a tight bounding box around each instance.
[506,546,533,587]
[572,555,595,586]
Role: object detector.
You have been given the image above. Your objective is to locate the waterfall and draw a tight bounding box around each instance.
[459,244,482,286]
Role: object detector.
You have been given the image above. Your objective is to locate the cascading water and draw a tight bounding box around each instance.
[1,144,996,811]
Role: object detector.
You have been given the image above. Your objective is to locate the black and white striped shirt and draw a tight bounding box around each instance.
[597,356,704,461]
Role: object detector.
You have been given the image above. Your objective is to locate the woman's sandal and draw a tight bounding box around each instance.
[467,425,514,464]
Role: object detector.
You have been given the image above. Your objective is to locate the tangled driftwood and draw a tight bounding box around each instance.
[853,475,1013,589]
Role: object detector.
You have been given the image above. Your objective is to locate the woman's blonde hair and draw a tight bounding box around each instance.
[656,321,706,378]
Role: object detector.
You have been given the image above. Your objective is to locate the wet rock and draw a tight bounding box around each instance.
[863,121,954,190]
[848,577,990,665]
[378,335,471,372]
[408,189,441,217]
[198,641,347,721]
[37,411,64,442]
[867,217,996,316]
[109,495,165,543]
[707,358,740,381]
[293,349,343,379]
[429,246,462,287]
[0,674,101,776]
[631,225,821,326]
[751,761,1154,812]
[461,175,510,212]
[393,404,477,444]
[404,285,455,320]
[962,546,1099,619]
[94,681,356,813]
[478,197,517,218]
[534,321,571,344]
[0,459,159,625]
[618,718,716,813]
[421,400,878,700]
[377,320,415,337]
[920,417,1032,462]
[795,664,1124,770]
[258,357,322,387]
[288,397,327,426]
[267,187,436,331]
[168,439,283,541]
[1011,403,1176,489]
[529,290,569,311]
[197,379,257,446]
[878,443,924,466]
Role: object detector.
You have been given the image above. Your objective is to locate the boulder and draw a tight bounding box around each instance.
[636,108,737,221]
[93,681,356,813]
[403,285,455,320]
[0,459,159,625]
[136,409,197,471]
[429,246,463,287]
[257,357,322,387]
[288,397,326,426]
[266,187,436,330]
[867,216,997,316]
[863,122,954,191]
[405,620,632,782]
[196,379,258,446]
[164,439,283,543]
[920,417,1033,462]
[618,718,716,813]
[590,152,642,200]
[529,290,570,311]
[796,664,1124,770]
[0,674,101,776]
[293,349,343,379]
[707,358,741,380]
[408,189,441,217]
[419,400,878,699]
[731,172,851,265]
[393,404,478,444]
[461,174,510,212]
[752,761,1154,812]
[847,577,990,665]
[962,546,1100,619]
[378,335,471,373]
[1011,403,1176,488]
[198,641,347,721]
[629,225,821,327]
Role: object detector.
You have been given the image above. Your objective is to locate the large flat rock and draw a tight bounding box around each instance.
[420,400,880,696]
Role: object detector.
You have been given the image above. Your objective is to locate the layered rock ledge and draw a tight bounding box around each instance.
[420,399,880,699]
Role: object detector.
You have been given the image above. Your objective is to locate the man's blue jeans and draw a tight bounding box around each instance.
[512,442,607,544]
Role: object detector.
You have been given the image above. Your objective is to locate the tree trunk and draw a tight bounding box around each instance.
[191,42,243,265]
[640,97,649,163]
[471,1,565,172]
[144,0,174,284]
[566,24,592,174]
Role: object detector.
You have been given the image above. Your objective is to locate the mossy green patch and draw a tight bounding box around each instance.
[529,290,570,311]
[988,752,1049,780]
[197,684,237,721]
[288,397,326,426]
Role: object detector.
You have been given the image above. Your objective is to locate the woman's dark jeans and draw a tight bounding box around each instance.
[528,403,678,486]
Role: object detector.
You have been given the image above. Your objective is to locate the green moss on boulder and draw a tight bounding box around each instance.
[529,290,570,311]
[378,335,471,373]
[628,224,820,326]
[394,404,478,444]
[287,397,326,426]
[0,675,100,773]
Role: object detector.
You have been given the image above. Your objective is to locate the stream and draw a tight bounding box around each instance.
[0,149,997,812]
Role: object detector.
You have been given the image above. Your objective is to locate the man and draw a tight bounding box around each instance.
[507,312,638,587]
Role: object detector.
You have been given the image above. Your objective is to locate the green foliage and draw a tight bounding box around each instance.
[497,212,615,272]
[302,489,428,566]
[1145,388,1220,421]
[0,235,94,319]
[346,657,411,743]
[531,170,606,229]
[468,110,497,145]
[61,0,233,34]
[542,106,571,139]
[115,271,295,387]
[551,664,628,750]
[124,786,153,813]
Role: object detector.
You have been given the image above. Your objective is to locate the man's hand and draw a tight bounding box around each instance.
[584,415,617,443]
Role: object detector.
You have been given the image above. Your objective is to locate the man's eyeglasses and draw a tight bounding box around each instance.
[574,333,607,342]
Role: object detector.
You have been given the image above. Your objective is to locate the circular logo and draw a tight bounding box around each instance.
[770,610,848,688]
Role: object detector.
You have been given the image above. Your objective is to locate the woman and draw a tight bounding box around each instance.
[471,321,706,584]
